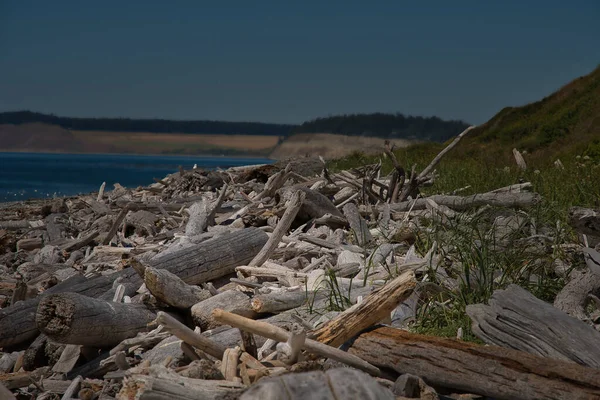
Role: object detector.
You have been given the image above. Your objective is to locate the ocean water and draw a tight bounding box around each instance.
[0,152,272,202]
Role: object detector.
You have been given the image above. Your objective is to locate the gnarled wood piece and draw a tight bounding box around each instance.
[466,284,600,368]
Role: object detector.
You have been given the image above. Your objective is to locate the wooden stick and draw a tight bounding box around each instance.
[248,190,306,267]
[417,126,475,181]
[102,204,130,245]
[312,270,416,347]
[155,311,226,360]
[211,309,381,376]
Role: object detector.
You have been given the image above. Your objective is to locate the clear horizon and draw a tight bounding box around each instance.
[1,0,598,125]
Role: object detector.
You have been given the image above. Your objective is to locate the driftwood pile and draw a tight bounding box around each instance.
[1,130,600,399]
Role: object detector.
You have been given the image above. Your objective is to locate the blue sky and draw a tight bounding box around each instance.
[0,0,598,124]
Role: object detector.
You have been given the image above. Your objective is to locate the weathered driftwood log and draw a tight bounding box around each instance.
[118,365,244,400]
[312,270,416,347]
[35,292,156,347]
[348,326,600,400]
[191,290,256,330]
[251,290,322,314]
[342,203,372,246]
[0,220,30,230]
[240,368,394,400]
[466,284,600,368]
[0,269,140,348]
[147,227,268,285]
[144,267,211,309]
[212,309,380,376]
[389,191,541,212]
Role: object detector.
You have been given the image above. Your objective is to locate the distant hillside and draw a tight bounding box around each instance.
[0,111,295,136]
[466,65,600,158]
[0,111,471,142]
[293,113,471,142]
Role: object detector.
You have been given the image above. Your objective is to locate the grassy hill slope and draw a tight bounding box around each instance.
[465,65,600,159]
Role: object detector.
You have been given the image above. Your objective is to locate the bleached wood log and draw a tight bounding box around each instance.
[349,326,600,400]
[389,191,541,212]
[155,311,226,359]
[251,290,323,314]
[117,365,244,400]
[191,290,256,330]
[240,368,394,400]
[0,269,141,348]
[144,267,211,309]
[248,190,305,267]
[466,284,600,368]
[35,292,156,347]
[236,265,306,287]
[211,309,380,376]
[147,227,268,285]
[311,270,416,347]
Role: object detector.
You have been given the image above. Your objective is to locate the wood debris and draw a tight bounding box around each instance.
[1,141,600,399]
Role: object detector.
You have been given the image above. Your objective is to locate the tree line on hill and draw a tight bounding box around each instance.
[0,111,294,136]
[293,113,470,142]
[0,111,470,141]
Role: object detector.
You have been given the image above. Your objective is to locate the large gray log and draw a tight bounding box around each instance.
[36,292,156,347]
[240,368,394,400]
[0,270,139,348]
[118,365,244,400]
[466,284,600,368]
[148,228,268,285]
[389,192,541,212]
[349,326,600,400]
